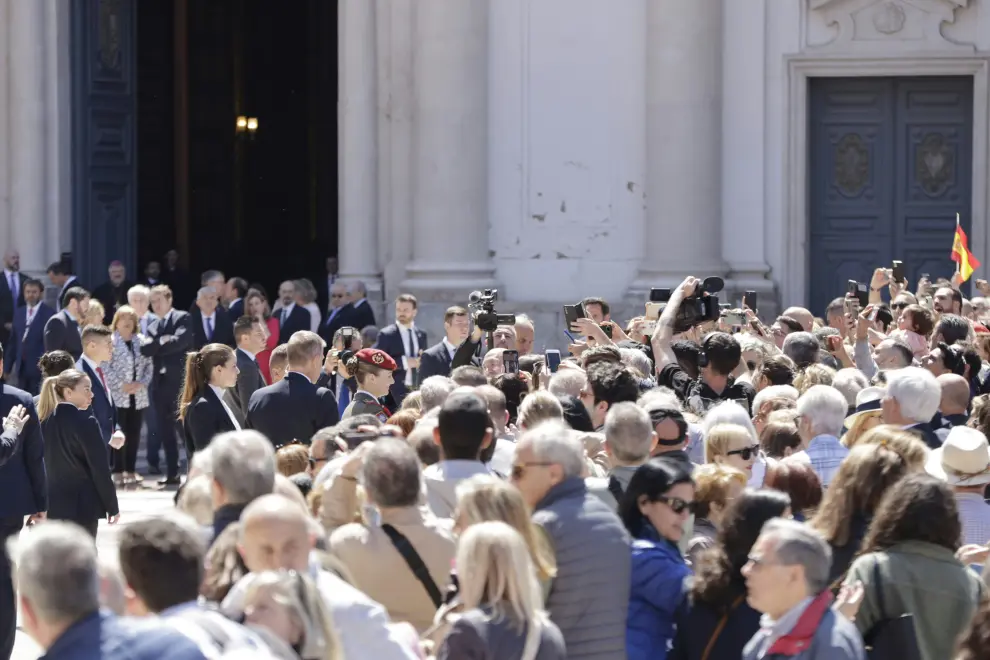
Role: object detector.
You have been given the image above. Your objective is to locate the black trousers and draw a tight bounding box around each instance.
[112,405,144,474]
[153,384,181,478]
[0,516,23,660]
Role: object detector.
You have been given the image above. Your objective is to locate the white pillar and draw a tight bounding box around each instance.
[0,0,10,248]
[630,0,724,294]
[8,0,47,274]
[338,0,382,298]
[403,0,496,295]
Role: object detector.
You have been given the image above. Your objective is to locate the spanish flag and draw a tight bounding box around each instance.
[951,213,981,282]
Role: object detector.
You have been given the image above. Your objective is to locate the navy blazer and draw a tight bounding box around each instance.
[140,308,195,394]
[0,271,25,342]
[277,305,313,345]
[230,348,266,417]
[189,308,236,349]
[4,302,54,382]
[227,298,245,322]
[43,309,84,360]
[348,299,377,331]
[183,386,238,453]
[319,303,351,346]
[246,372,339,447]
[0,381,47,517]
[42,611,208,660]
[77,358,118,444]
[419,340,455,380]
[374,323,428,402]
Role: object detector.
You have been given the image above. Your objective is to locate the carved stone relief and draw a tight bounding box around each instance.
[873,2,906,33]
[834,133,870,197]
[916,133,954,196]
[805,0,973,53]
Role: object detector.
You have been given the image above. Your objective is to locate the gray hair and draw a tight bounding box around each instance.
[936,313,971,344]
[201,270,225,285]
[886,366,941,423]
[701,400,757,442]
[760,518,832,594]
[514,314,534,329]
[547,369,587,399]
[517,421,586,478]
[475,385,508,425]
[517,391,564,430]
[348,280,368,298]
[188,445,214,478]
[293,278,317,304]
[98,558,127,615]
[604,402,654,463]
[211,430,276,505]
[127,284,150,303]
[795,385,848,437]
[196,286,217,300]
[361,438,422,507]
[751,385,799,414]
[8,521,100,624]
[638,387,682,414]
[408,417,439,449]
[619,348,653,379]
[419,376,456,412]
[782,332,820,369]
[832,368,868,408]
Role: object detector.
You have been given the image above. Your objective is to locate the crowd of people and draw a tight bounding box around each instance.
[3,249,990,659]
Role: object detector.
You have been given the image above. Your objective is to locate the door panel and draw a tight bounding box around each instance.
[808,77,973,316]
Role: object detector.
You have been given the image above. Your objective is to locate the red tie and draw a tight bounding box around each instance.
[96,366,109,393]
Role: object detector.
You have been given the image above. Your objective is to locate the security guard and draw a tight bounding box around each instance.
[341,348,397,423]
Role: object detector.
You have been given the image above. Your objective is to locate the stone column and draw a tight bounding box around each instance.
[402,0,496,297]
[0,0,10,248]
[8,0,48,274]
[338,0,383,299]
[630,0,724,295]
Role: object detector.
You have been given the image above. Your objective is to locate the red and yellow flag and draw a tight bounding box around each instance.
[951,213,981,282]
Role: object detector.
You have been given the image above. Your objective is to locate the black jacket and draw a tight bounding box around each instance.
[246,372,339,447]
[347,300,376,331]
[420,341,459,381]
[91,280,134,324]
[276,305,312,345]
[140,309,195,396]
[77,359,118,445]
[230,348,266,417]
[189,308,236,349]
[41,402,118,521]
[43,310,84,360]
[0,382,46,517]
[670,590,762,660]
[183,386,238,453]
[908,422,942,450]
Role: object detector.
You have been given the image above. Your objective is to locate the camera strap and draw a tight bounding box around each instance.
[381,524,444,609]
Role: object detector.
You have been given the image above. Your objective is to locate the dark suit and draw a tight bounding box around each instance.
[0,271,24,347]
[227,298,245,322]
[56,275,83,311]
[190,308,235,349]
[348,299,377,330]
[374,323,427,403]
[44,309,84,360]
[419,341,456,380]
[183,386,238,454]
[246,372,339,447]
[316,274,339,318]
[0,381,45,659]
[141,309,194,477]
[230,348,265,418]
[92,280,134,324]
[320,304,350,345]
[77,358,118,445]
[4,302,54,394]
[908,422,942,450]
[276,305,312,345]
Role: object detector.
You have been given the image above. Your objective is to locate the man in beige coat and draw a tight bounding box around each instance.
[328,438,456,632]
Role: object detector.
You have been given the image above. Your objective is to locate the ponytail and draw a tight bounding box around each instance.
[37,377,59,421]
[178,344,236,420]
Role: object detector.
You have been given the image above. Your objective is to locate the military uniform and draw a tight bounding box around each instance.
[342,390,390,423]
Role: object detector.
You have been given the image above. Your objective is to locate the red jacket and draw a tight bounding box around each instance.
[764,591,834,656]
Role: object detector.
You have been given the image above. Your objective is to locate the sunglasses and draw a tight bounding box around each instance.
[658,495,698,516]
[726,444,760,461]
[510,461,553,480]
[890,302,908,310]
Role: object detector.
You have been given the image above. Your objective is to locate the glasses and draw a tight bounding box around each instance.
[331,293,346,298]
[511,461,554,480]
[890,302,908,310]
[657,495,698,516]
[726,444,760,461]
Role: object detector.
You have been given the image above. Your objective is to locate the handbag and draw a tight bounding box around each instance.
[862,559,921,660]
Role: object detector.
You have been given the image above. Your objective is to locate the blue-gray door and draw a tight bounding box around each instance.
[808,77,973,317]
[71,0,138,287]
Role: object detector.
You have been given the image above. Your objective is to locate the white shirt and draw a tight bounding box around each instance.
[237,347,256,362]
[353,297,367,308]
[442,337,459,361]
[397,323,421,387]
[210,384,242,430]
[79,354,108,396]
[24,303,38,327]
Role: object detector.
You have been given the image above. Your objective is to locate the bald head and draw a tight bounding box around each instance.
[239,494,313,573]
[937,373,971,415]
[782,307,815,332]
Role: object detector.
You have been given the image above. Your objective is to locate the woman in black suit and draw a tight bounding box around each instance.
[179,343,241,455]
[37,368,119,537]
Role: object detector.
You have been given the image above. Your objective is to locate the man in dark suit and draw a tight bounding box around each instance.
[4,279,54,394]
[316,255,339,315]
[0,359,45,659]
[46,261,83,312]
[140,284,194,484]
[275,280,312,345]
[419,306,473,380]
[319,281,351,346]
[189,287,235,349]
[247,331,339,446]
[43,286,90,360]
[76,325,123,449]
[91,260,134,324]
[224,276,248,322]
[0,249,25,347]
[346,280,377,331]
[374,294,427,405]
[229,316,267,418]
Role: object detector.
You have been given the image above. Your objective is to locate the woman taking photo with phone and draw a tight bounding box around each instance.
[179,343,241,455]
[37,369,120,537]
[340,348,396,422]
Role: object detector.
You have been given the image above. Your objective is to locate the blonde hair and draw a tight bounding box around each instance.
[276,444,311,477]
[400,390,423,411]
[176,475,214,526]
[516,391,564,430]
[793,364,836,395]
[84,299,106,325]
[455,476,556,584]
[110,304,140,335]
[841,410,884,449]
[456,522,549,659]
[37,369,89,421]
[242,570,342,660]
[692,464,747,519]
[704,423,753,463]
[856,425,929,472]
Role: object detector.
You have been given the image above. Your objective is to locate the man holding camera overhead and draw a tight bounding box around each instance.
[650,276,755,416]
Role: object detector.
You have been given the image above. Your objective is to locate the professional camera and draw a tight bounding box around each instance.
[468,289,516,333]
[672,276,724,333]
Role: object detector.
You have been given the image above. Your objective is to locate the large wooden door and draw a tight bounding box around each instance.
[808,77,973,316]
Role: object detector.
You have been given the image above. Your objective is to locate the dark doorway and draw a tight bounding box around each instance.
[136,0,338,301]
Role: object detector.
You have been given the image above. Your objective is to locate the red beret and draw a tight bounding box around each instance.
[355,348,397,371]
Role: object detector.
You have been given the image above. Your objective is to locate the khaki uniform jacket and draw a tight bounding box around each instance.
[341,390,389,423]
[329,505,456,633]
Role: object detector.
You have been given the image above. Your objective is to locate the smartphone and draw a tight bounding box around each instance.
[503,350,520,374]
[920,273,930,281]
[892,260,905,284]
[341,327,354,350]
[600,324,613,339]
[743,291,757,312]
[644,302,664,335]
[649,288,671,303]
[339,430,378,450]
[562,304,586,330]
[848,280,868,308]
[723,311,746,326]
[545,349,561,374]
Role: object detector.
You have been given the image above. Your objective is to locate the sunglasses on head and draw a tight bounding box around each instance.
[726,444,760,460]
[658,495,698,516]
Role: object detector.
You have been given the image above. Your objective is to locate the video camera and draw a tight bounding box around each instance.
[468,289,516,333]
[672,276,724,333]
